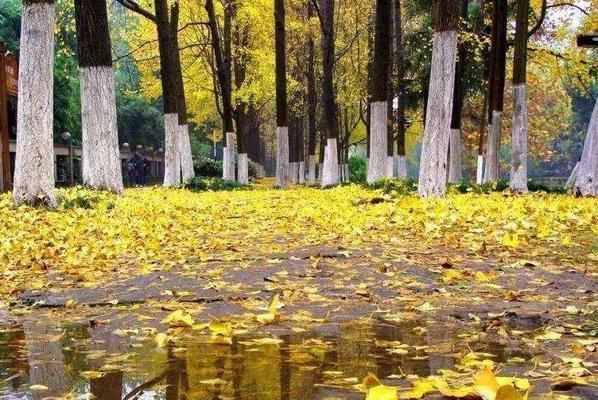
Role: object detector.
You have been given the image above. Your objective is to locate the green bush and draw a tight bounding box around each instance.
[349,156,367,183]
[364,178,418,196]
[187,177,249,192]
[450,178,566,194]
[193,157,223,178]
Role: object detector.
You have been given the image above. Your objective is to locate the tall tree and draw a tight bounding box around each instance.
[484,0,507,182]
[116,0,194,185]
[275,0,289,186]
[171,2,195,183]
[366,0,391,183]
[417,0,460,198]
[154,0,181,186]
[74,0,124,193]
[394,0,407,179]
[306,4,318,184]
[206,0,236,181]
[509,0,530,192]
[318,0,339,186]
[13,0,57,207]
[447,0,468,184]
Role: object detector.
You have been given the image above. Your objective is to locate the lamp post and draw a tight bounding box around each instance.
[61,131,73,186]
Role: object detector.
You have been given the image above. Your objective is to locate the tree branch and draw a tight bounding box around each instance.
[115,0,157,23]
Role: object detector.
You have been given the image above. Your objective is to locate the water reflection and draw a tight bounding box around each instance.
[0,318,521,400]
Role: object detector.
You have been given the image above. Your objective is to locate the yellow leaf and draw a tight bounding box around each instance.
[367,384,397,400]
[154,332,170,347]
[495,385,524,400]
[474,366,500,400]
[161,310,195,327]
[80,370,105,380]
[209,319,233,337]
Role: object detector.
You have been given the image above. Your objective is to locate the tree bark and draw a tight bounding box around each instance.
[275,0,288,186]
[394,0,407,179]
[307,4,317,184]
[155,0,180,186]
[75,0,124,193]
[206,0,235,180]
[320,0,339,186]
[170,2,194,183]
[13,0,57,207]
[447,0,468,184]
[572,99,598,196]
[367,0,392,183]
[484,0,507,182]
[417,0,459,198]
[509,0,530,192]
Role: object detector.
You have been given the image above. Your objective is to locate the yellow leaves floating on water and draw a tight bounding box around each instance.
[361,365,530,400]
[161,310,195,327]
[209,319,233,337]
[256,294,283,324]
[80,370,105,380]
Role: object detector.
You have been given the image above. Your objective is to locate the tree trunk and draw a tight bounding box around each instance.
[367,0,392,183]
[509,0,530,192]
[394,0,407,179]
[447,0,468,184]
[275,0,288,186]
[321,0,339,187]
[155,0,180,186]
[170,2,194,183]
[13,0,57,207]
[307,4,317,184]
[573,99,598,196]
[484,0,507,182]
[206,0,235,181]
[75,0,123,193]
[417,0,459,198]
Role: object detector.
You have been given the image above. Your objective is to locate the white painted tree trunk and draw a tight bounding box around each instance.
[418,31,458,198]
[79,66,123,193]
[386,156,394,178]
[566,161,579,188]
[344,163,350,182]
[163,113,181,187]
[307,155,317,184]
[476,155,484,184]
[289,162,298,184]
[509,84,528,192]
[222,148,228,179]
[224,132,235,181]
[573,98,598,196]
[367,101,388,183]
[238,153,249,184]
[322,138,339,186]
[396,155,407,179]
[484,112,502,182]
[447,128,462,183]
[298,161,305,184]
[318,162,323,182]
[276,127,288,187]
[179,124,195,183]
[13,2,57,207]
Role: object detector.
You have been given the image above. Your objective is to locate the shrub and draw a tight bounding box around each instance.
[349,156,367,183]
[187,177,249,192]
[365,178,418,196]
[193,157,223,178]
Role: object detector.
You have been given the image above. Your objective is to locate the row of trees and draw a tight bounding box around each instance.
[11,0,597,207]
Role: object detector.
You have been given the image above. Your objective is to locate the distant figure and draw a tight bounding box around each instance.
[129,146,147,187]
